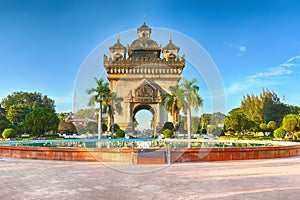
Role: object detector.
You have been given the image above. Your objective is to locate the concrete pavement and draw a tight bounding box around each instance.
[0,156,300,199]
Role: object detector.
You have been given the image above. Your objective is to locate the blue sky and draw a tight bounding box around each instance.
[1,0,300,116]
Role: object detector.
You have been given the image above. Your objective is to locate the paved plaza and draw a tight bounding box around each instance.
[0,156,299,200]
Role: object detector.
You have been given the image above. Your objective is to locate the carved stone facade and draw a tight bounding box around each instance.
[104,21,185,134]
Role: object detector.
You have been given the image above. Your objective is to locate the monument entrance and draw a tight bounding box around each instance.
[104,21,185,136]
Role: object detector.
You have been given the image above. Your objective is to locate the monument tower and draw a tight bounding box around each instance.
[104,21,185,135]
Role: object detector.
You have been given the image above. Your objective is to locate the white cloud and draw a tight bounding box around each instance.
[238,46,247,52]
[227,55,300,94]
[235,45,247,56]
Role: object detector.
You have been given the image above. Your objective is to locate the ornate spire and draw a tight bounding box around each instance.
[163,35,179,51]
[109,36,126,50]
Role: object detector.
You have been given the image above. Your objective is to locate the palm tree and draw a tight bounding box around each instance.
[87,78,110,139]
[103,92,123,137]
[162,85,183,127]
[180,78,203,140]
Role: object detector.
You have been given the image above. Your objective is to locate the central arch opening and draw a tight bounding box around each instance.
[132,104,156,138]
[135,110,153,138]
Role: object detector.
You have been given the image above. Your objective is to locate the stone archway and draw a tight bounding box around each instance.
[132,104,156,137]
[103,22,185,134]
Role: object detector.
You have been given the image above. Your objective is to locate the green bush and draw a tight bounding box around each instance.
[115,129,125,138]
[199,128,207,134]
[102,123,108,132]
[163,128,173,138]
[2,128,17,138]
[109,124,119,132]
[163,122,174,131]
[274,128,286,138]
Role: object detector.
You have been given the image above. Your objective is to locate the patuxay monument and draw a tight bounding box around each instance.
[103,21,185,135]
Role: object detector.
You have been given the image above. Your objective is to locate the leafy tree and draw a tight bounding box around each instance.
[2,128,17,138]
[115,129,125,138]
[0,104,7,120]
[87,78,110,139]
[162,85,183,126]
[23,108,59,136]
[267,121,277,132]
[86,121,98,134]
[163,128,173,138]
[241,93,262,124]
[288,105,300,114]
[282,114,300,135]
[224,108,248,133]
[246,120,259,132]
[274,128,286,138]
[58,119,76,133]
[0,120,9,134]
[1,91,55,110]
[199,113,211,129]
[240,89,290,125]
[103,92,123,135]
[179,78,203,140]
[6,105,31,123]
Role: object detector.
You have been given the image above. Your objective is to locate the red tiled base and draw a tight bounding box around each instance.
[0,145,300,163]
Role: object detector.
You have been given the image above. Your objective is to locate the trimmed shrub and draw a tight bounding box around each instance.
[163,128,173,138]
[115,129,125,138]
[2,128,17,138]
[274,128,286,138]
[199,128,207,134]
[109,124,119,132]
[102,123,108,132]
[163,122,174,131]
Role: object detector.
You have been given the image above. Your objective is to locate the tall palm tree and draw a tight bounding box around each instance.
[103,92,123,137]
[162,85,183,127]
[180,78,203,140]
[87,78,110,139]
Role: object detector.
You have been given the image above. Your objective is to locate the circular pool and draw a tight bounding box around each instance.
[0,139,299,164]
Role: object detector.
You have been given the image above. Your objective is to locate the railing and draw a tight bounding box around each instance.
[1,138,299,149]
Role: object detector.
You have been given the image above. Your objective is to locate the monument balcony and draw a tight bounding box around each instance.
[105,65,183,75]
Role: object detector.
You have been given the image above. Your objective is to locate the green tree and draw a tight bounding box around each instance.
[162,85,183,126]
[0,120,9,134]
[282,114,300,136]
[1,91,55,110]
[224,108,248,133]
[274,127,286,138]
[267,121,277,132]
[6,105,31,123]
[23,108,59,136]
[241,88,289,125]
[199,113,211,129]
[2,128,17,138]
[103,92,123,136]
[180,78,203,140]
[87,78,110,139]
[0,104,7,120]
